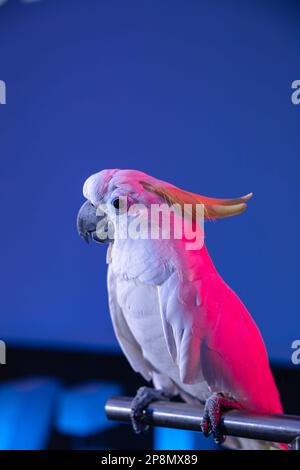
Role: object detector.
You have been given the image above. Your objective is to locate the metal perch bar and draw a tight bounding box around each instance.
[105,396,300,448]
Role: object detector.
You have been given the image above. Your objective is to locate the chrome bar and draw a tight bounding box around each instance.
[105,396,300,445]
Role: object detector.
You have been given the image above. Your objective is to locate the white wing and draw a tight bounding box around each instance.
[158,270,205,384]
[107,263,153,381]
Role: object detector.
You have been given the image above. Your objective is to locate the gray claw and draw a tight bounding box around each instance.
[130,386,170,434]
[202,392,242,445]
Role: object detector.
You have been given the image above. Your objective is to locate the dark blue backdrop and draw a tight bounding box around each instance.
[0,0,299,362]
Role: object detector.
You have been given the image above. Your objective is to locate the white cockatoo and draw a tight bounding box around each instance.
[77,169,285,450]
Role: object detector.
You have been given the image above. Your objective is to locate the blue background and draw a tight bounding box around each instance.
[0,0,299,363]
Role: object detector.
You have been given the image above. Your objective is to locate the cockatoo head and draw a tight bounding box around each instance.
[77,169,252,244]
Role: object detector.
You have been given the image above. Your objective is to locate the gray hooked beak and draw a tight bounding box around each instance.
[77,200,110,244]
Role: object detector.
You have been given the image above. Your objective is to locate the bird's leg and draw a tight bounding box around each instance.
[130,386,171,434]
[202,392,242,445]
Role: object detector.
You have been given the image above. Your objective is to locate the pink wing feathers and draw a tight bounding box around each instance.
[156,239,283,414]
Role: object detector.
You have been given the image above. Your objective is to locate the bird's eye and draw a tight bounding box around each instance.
[112,197,120,210]
[111,196,127,213]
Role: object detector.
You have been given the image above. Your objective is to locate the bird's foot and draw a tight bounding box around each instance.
[202,392,242,445]
[130,386,170,434]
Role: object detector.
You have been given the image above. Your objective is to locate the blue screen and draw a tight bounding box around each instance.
[0,0,299,363]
